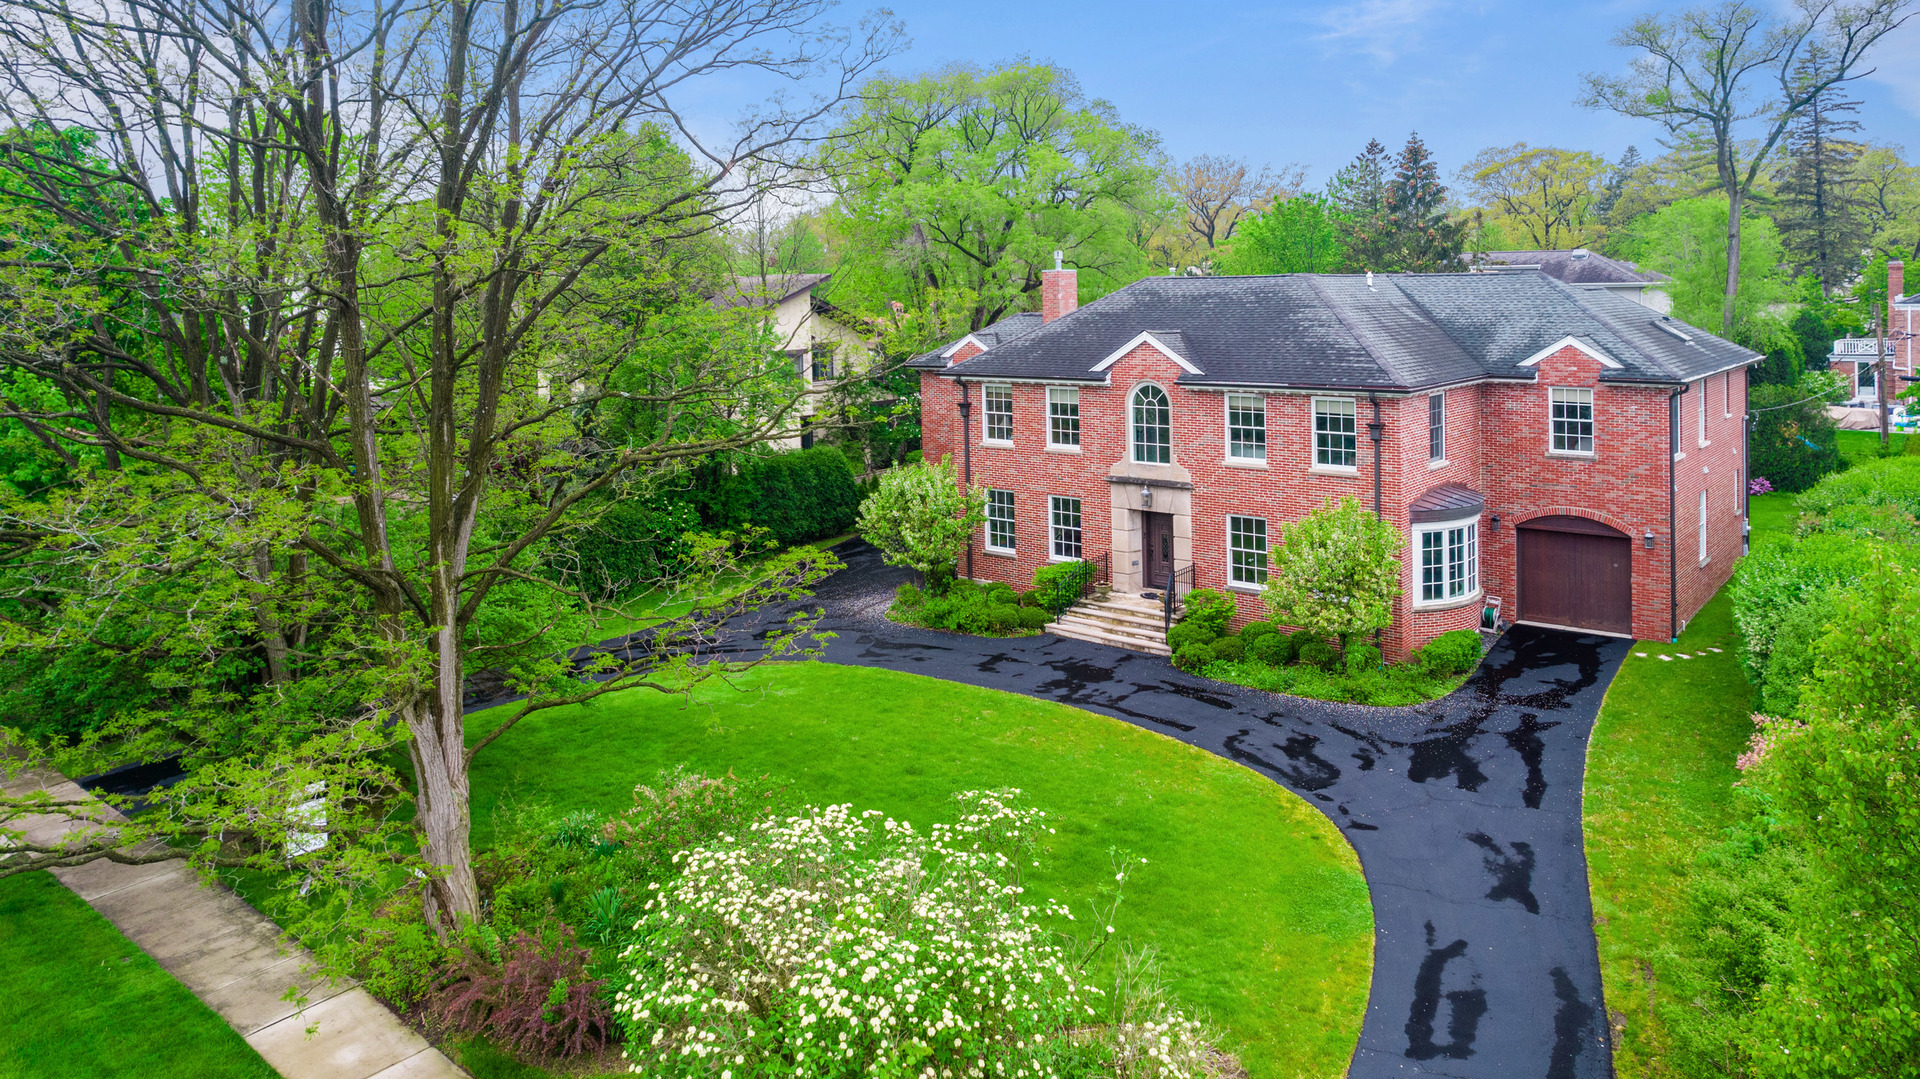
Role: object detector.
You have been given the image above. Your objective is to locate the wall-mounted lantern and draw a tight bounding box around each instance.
[1140,484,1153,508]
[1488,513,1501,533]
[1644,529,1656,550]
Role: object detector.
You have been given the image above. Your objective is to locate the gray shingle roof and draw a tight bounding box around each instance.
[711,273,832,310]
[905,312,1045,369]
[928,272,1756,391]
[1472,250,1669,286]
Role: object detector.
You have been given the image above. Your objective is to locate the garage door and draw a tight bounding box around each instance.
[1517,516,1633,636]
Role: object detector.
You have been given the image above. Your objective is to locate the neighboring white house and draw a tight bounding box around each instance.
[711,273,874,447]
[1469,249,1673,314]
[1828,260,1914,423]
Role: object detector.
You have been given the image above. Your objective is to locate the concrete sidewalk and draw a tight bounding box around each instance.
[5,768,466,1079]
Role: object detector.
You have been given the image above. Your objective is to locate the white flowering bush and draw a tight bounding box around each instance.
[616,789,1219,1078]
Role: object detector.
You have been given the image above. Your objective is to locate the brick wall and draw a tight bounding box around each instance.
[921,341,1748,656]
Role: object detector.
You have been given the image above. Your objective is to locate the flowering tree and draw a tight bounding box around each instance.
[856,456,985,589]
[1264,497,1405,648]
[617,789,1215,1077]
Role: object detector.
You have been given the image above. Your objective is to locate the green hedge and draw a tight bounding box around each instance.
[568,491,701,599]
[696,447,862,547]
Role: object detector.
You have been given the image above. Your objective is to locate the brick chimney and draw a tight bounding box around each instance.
[1891,260,1905,314]
[1041,251,1077,323]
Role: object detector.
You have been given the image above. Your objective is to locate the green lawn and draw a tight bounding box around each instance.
[1835,427,1908,463]
[0,872,275,1079]
[464,662,1374,1079]
[1582,500,1790,1075]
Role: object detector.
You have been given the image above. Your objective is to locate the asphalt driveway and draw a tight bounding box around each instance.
[784,541,1629,1079]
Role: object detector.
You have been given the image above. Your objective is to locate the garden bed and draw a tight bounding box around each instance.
[1169,589,1484,706]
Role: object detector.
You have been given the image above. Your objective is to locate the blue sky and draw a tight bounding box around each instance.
[691,0,1920,186]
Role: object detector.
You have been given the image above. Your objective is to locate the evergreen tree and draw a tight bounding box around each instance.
[1774,49,1871,297]
[1387,133,1468,271]
[1327,139,1394,271]
[1592,145,1643,226]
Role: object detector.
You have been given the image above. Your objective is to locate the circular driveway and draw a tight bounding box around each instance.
[792,542,1629,1078]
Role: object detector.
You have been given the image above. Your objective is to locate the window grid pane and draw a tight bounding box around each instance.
[1550,387,1594,453]
[986,490,1015,551]
[1229,515,1268,585]
[1421,531,1445,601]
[984,385,1014,442]
[1428,393,1445,461]
[1132,386,1171,464]
[1227,394,1266,460]
[1047,387,1081,447]
[1315,399,1358,467]
[1050,496,1083,560]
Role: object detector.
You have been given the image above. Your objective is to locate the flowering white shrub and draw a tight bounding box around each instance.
[616,789,1219,1078]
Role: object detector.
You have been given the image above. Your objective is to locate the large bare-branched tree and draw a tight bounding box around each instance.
[0,0,898,925]
[1581,0,1915,332]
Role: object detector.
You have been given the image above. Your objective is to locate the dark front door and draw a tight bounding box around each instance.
[1143,511,1174,591]
[1517,517,1633,636]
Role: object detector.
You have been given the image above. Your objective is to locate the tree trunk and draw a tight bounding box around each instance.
[1722,184,1742,335]
[408,677,481,925]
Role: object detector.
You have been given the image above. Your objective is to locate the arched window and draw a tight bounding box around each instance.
[1131,384,1171,464]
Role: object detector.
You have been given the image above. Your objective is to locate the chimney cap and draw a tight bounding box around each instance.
[1053,250,1063,271]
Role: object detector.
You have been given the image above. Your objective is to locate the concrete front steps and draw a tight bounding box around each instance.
[1045,592,1180,656]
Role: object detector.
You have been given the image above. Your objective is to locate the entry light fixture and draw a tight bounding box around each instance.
[1140,484,1153,508]
[1489,514,1501,532]
[1644,529,1656,550]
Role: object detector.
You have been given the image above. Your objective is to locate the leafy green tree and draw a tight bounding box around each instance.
[0,0,894,927]
[856,457,984,590]
[1214,194,1346,274]
[1749,375,1845,491]
[825,62,1164,332]
[1459,142,1609,249]
[1617,196,1788,332]
[1263,497,1404,648]
[1581,0,1914,332]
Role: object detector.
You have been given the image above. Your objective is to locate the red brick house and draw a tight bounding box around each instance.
[1828,260,1913,412]
[910,262,1758,658]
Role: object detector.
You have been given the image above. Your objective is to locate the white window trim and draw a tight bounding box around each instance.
[1129,382,1174,466]
[1048,495,1083,563]
[1224,392,1268,463]
[1311,395,1360,470]
[1226,514,1269,591]
[981,382,1014,446]
[1428,391,1445,464]
[1698,489,1710,565]
[1547,386,1597,457]
[1411,515,1482,610]
[984,490,1016,555]
[1046,386,1081,449]
[1722,372,1732,419]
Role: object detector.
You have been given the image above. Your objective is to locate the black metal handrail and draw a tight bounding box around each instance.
[1162,564,1193,632]
[1047,552,1111,621]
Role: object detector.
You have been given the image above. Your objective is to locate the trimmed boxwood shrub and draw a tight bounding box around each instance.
[1211,635,1246,662]
[1031,560,1099,613]
[1297,639,1339,672]
[1241,620,1276,641]
[1165,622,1218,652]
[1249,631,1293,666]
[1172,642,1217,672]
[1289,629,1323,658]
[1417,630,1482,676]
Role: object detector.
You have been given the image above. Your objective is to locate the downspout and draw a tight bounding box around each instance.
[1367,393,1385,649]
[1668,385,1683,643]
[958,379,974,581]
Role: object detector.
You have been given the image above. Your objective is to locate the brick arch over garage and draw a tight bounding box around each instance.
[1515,506,1635,538]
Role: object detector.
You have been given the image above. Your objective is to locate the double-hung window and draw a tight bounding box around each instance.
[1228,515,1268,586]
[1698,490,1709,562]
[1314,397,1357,468]
[1047,387,1081,447]
[1550,387,1594,454]
[1696,380,1709,447]
[986,490,1015,553]
[1428,392,1445,462]
[1131,385,1171,464]
[810,346,836,382]
[1416,518,1479,605]
[1049,496,1083,560]
[1226,394,1266,460]
[983,384,1013,443]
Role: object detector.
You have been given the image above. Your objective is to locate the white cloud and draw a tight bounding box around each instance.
[1310,0,1456,63]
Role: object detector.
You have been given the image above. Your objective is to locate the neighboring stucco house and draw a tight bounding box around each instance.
[1471,249,1672,314]
[712,273,872,447]
[1828,259,1913,411]
[912,264,1756,658]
